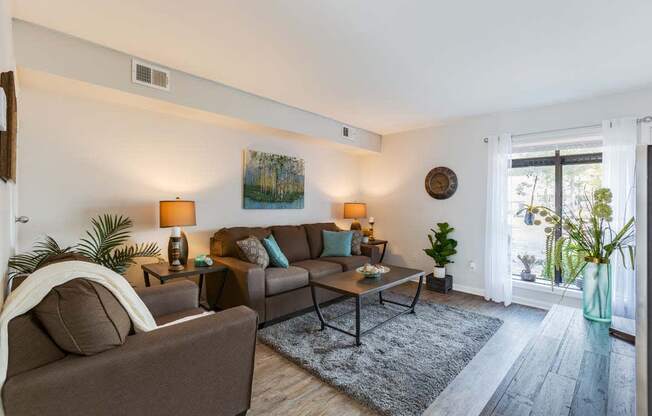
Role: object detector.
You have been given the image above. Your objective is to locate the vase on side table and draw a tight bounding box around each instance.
[582,259,612,323]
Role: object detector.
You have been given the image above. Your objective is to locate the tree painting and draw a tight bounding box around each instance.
[243,150,305,209]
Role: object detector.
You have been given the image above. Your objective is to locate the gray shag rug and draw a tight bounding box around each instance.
[259,294,503,416]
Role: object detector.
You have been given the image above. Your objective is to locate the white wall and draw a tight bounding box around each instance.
[13,20,381,153]
[361,86,652,309]
[17,70,361,285]
[0,0,16,303]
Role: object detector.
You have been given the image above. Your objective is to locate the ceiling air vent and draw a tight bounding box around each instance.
[132,59,170,91]
[342,125,355,140]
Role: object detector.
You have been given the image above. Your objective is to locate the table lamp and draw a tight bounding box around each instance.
[160,197,196,271]
[343,202,367,231]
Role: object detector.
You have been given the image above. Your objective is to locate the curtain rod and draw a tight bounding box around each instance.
[482,115,652,143]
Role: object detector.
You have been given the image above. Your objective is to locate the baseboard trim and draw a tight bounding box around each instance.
[451,283,485,297]
[451,283,552,311]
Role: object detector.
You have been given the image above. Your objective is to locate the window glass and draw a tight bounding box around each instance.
[509,166,555,279]
[509,146,602,290]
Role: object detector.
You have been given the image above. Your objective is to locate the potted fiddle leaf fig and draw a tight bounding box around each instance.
[424,222,457,278]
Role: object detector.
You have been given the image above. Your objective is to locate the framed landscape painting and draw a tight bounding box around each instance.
[243,150,305,209]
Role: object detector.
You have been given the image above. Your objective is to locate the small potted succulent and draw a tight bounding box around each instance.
[517,253,537,282]
[424,222,457,278]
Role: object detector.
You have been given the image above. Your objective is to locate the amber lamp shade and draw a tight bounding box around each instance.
[343,202,367,230]
[160,198,196,271]
[159,199,196,228]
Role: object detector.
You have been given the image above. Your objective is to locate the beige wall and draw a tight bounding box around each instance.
[16,70,361,285]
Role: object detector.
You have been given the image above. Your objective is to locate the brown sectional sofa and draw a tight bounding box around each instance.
[207,222,381,324]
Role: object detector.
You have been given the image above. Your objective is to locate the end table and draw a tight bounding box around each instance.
[363,239,388,262]
[141,259,227,302]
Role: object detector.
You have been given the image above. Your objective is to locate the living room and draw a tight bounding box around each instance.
[0,1,647,415]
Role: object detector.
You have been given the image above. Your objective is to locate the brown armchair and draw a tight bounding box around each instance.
[3,280,257,416]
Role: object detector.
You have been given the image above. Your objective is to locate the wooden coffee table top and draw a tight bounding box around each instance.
[310,264,424,297]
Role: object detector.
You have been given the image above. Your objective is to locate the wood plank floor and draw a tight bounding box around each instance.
[248,282,547,416]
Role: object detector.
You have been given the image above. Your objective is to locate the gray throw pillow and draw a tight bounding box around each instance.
[351,230,363,255]
[236,236,270,269]
[34,279,132,356]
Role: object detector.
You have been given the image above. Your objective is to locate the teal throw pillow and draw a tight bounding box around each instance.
[262,234,289,268]
[320,230,353,257]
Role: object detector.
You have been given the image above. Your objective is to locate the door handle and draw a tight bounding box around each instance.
[15,216,29,224]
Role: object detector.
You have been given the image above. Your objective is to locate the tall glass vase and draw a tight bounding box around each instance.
[581,260,612,323]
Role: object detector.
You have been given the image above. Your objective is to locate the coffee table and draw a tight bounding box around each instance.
[309,264,424,346]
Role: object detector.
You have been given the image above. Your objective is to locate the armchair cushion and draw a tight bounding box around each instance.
[34,279,131,356]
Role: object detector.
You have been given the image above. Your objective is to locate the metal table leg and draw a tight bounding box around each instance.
[355,297,362,346]
[311,285,326,330]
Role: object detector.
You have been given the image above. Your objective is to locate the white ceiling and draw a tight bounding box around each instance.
[12,0,652,135]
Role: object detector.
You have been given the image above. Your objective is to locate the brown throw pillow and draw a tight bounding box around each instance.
[236,236,270,269]
[351,230,363,255]
[34,279,132,356]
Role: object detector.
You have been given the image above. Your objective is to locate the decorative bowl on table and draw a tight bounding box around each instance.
[356,264,390,278]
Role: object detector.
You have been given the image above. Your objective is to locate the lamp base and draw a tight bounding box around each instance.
[168,231,189,265]
[167,234,186,271]
[350,220,362,231]
[168,262,185,272]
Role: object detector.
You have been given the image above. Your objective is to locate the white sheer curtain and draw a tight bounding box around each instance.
[602,118,637,319]
[484,134,512,306]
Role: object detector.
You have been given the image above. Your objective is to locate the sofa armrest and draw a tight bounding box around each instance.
[135,280,198,318]
[209,257,266,322]
[361,244,381,264]
[3,306,258,416]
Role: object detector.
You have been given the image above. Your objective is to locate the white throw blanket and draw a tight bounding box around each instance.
[0,261,210,415]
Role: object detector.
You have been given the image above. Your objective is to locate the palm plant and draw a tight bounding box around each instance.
[8,237,74,277]
[8,214,161,278]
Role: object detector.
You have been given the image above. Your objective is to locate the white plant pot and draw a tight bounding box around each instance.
[433,266,446,278]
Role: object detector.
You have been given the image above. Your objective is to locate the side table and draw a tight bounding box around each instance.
[363,239,388,263]
[141,260,227,302]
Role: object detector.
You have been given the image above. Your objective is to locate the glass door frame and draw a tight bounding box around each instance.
[511,150,602,285]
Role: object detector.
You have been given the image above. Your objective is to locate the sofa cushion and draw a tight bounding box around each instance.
[262,234,289,268]
[265,266,309,296]
[34,279,132,356]
[236,236,269,269]
[291,259,343,280]
[211,226,271,259]
[321,255,370,271]
[6,313,66,378]
[304,222,340,259]
[271,225,311,263]
[321,230,353,257]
